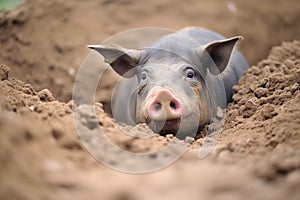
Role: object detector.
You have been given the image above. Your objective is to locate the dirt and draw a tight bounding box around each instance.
[0,0,300,200]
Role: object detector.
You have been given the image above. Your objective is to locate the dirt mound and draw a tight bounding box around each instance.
[221,40,300,156]
[217,40,300,181]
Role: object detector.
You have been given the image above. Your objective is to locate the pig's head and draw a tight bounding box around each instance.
[89,35,241,138]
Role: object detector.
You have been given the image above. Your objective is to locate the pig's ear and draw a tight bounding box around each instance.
[201,36,243,75]
[88,44,142,78]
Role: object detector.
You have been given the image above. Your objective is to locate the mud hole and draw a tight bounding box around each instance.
[0,0,300,200]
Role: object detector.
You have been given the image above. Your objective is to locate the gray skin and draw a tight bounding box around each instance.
[89,27,249,139]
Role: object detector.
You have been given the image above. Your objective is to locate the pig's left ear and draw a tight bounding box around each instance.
[201,36,243,75]
[88,44,142,78]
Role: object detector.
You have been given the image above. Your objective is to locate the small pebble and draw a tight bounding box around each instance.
[38,88,55,102]
[29,105,35,111]
[184,136,195,144]
[68,67,76,76]
[0,64,10,81]
[283,59,295,69]
[254,87,268,98]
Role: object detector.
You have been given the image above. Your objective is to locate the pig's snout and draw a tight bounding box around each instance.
[148,90,183,121]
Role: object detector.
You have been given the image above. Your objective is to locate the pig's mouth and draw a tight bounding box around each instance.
[149,118,181,136]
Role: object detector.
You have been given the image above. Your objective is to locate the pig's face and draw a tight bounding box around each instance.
[89,36,241,137]
[135,49,214,135]
[133,53,209,136]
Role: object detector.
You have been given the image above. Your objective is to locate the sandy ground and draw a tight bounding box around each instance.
[0,0,300,199]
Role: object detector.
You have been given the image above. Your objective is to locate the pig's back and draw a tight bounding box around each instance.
[179,27,226,46]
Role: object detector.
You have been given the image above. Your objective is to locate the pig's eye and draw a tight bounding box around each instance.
[141,71,148,80]
[185,68,195,79]
[140,71,149,86]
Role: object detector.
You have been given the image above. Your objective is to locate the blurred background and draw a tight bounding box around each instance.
[0,0,298,106]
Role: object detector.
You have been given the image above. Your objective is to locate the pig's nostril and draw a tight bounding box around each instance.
[155,103,162,111]
[170,101,176,109]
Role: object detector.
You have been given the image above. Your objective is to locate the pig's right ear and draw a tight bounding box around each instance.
[200,36,242,75]
[88,44,142,78]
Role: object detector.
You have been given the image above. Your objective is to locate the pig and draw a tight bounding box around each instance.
[89,27,249,139]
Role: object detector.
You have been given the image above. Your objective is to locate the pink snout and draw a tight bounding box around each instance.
[148,90,183,121]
